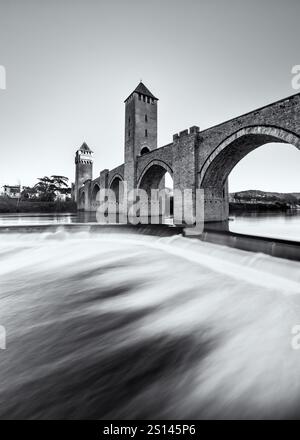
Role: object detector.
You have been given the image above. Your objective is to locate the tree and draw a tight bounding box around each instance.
[285,194,298,205]
[20,186,38,200]
[35,177,56,202]
[34,175,70,202]
[51,175,69,188]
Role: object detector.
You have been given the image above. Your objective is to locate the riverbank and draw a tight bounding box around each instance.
[0,197,76,213]
[229,202,295,212]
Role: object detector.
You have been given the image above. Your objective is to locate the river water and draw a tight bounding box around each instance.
[1,211,300,242]
[0,215,300,419]
[230,210,300,242]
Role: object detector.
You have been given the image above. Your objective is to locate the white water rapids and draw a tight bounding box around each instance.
[0,229,300,419]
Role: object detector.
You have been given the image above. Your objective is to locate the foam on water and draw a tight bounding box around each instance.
[0,229,300,419]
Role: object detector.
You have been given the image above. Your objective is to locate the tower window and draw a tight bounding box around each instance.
[151,98,155,104]
[128,116,131,123]
[140,146,150,156]
[145,114,148,122]
[143,95,146,102]
[138,93,141,100]
[147,97,150,103]
[145,129,148,137]
[128,130,130,138]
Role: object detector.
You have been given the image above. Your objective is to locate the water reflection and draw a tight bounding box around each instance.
[229,210,300,242]
[0,212,97,226]
[0,212,173,226]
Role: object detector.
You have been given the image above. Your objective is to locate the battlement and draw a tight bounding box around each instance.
[75,148,93,165]
[100,168,109,176]
[173,126,200,141]
[75,159,93,165]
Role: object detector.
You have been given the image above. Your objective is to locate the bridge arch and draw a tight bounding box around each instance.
[137,160,173,192]
[199,125,300,189]
[91,183,100,207]
[199,125,300,221]
[109,174,124,206]
[137,160,173,219]
[108,173,124,189]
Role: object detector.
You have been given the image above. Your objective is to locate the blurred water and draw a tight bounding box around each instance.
[0,212,174,226]
[0,212,94,225]
[0,229,300,419]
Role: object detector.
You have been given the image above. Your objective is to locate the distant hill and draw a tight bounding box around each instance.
[229,190,300,212]
[230,190,300,201]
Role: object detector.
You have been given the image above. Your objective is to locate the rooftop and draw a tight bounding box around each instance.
[124,82,158,102]
[79,142,93,152]
[2,185,21,189]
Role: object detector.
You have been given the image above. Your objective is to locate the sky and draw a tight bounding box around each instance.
[0,0,299,192]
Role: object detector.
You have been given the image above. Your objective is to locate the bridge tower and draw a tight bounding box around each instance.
[74,142,93,203]
[124,82,158,191]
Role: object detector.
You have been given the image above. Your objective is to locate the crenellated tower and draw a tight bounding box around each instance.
[124,82,158,161]
[124,82,158,190]
[74,142,93,202]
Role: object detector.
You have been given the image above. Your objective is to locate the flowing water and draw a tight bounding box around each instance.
[0,228,300,419]
[0,212,95,226]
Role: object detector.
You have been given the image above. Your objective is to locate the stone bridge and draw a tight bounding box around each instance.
[75,82,300,223]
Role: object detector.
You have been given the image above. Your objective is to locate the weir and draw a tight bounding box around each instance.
[198,227,300,262]
[1,224,299,262]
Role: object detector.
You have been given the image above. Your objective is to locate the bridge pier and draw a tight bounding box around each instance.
[172,127,199,225]
[203,182,229,222]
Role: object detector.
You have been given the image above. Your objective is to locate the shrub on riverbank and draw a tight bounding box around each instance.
[229,201,291,212]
